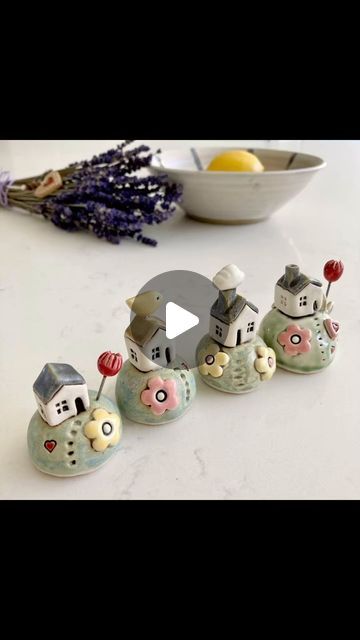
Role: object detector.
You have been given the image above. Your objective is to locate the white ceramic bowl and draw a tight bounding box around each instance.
[150,147,326,224]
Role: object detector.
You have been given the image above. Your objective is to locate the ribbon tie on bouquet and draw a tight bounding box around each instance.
[0,170,13,208]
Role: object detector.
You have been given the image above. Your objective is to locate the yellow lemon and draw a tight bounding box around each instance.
[207,150,264,173]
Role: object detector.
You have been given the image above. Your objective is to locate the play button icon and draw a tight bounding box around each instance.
[166,302,199,339]
[128,269,217,370]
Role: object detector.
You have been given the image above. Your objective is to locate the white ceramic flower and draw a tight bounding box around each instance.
[84,408,121,452]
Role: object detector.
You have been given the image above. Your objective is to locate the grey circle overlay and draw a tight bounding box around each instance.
[130,270,218,370]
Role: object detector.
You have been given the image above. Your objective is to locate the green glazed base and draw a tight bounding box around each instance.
[196,334,268,394]
[116,357,196,425]
[259,308,338,374]
[27,391,122,477]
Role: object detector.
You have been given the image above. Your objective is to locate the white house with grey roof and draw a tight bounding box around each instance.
[33,363,90,427]
[125,316,176,373]
[210,264,259,348]
[275,264,324,318]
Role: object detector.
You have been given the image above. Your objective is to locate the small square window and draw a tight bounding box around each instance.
[57,408,61,415]
[152,347,161,360]
[56,402,60,408]
[247,322,255,333]
[130,348,138,362]
[300,296,307,307]
[215,325,223,337]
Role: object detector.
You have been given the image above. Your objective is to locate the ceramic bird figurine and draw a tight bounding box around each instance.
[28,359,123,477]
[196,264,277,393]
[258,261,343,374]
[116,289,196,425]
[126,291,163,317]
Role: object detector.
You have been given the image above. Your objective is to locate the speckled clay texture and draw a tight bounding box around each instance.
[116,357,196,425]
[27,391,122,477]
[196,334,268,394]
[259,308,337,374]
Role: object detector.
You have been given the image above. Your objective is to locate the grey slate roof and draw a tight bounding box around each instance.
[211,295,259,326]
[33,363,86,404]
[126,316,165,347]
[277,265,322,295]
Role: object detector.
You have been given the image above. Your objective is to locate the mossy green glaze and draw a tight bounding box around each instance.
[27,391,122,477]
[116,357,196,425]
[196,334,267,394]
[259,308,337,374]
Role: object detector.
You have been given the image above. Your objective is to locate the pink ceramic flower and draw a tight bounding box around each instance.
[141,376,179,416]
[278,324,312,356]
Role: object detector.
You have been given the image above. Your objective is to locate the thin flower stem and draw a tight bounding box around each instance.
[96,375,107,401]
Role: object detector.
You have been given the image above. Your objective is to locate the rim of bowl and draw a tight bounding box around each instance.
[150,147,327,176]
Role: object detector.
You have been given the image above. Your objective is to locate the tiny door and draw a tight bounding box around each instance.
[236,330,241,346]
[75,397,85,414]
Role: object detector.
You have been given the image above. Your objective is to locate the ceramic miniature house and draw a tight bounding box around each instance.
[274,265,324,318]
[117,289,196,425]
[197,264,277,394]
[33,363,90,427]
[210,265,259,348]
[125,314,176,373]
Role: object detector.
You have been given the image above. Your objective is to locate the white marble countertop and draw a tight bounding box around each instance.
[1,140,359,500]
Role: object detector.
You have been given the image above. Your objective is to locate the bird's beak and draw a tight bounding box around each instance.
[126,296,135,310]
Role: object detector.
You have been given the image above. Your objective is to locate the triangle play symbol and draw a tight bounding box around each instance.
[166,302,199,339]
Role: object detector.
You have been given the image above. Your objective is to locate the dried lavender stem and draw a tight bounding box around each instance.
[5,142,182,247]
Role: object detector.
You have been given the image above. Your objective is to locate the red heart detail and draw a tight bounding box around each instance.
[44,440,57,453]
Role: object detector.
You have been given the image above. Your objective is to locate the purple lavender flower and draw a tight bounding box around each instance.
[29,142,183,246]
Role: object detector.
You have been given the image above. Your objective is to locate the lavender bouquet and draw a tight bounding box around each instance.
[0,141,182,246]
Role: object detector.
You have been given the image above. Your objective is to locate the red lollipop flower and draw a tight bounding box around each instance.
[98,352,123,377]
[324,260,344,283]
[323,260,344,297]
[96,351,123,401]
